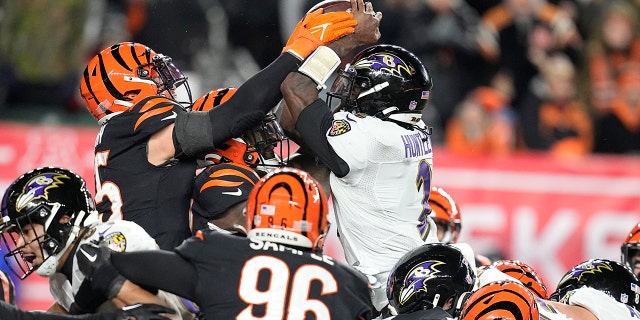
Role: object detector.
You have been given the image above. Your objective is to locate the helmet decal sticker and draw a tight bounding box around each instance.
[560,260,613,284]
[399,260,445,305]
[355,53,412,77]
[17,173,70,212]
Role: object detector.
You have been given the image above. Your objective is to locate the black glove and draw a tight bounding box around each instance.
[69,280,107,314]
[111,303,176,320]
[77,242,126,299]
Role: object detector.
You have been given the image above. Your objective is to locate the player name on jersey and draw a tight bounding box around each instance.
[401,132,432,158]
[249,238,336,266]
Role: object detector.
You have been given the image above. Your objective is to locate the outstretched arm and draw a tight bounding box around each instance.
[111,250,198,302]
[280,1,381,177]
[170,5,360,160]
[77,243,198,310]
[281,0,382,130]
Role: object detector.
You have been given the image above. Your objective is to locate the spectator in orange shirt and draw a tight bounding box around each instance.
[445,70,517,156]
[585,1,640,153]
[520,53,593,157]
[476,0,581,109]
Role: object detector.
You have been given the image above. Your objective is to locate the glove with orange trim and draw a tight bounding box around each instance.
[282,8,357,60]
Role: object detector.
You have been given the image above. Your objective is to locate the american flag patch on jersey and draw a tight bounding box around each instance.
[260,204,276,215]
[421,91,430,99]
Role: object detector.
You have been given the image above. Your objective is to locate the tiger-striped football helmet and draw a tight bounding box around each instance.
[245,167,329,253]
[192,87,288,169]
[80,42,191,123]
[428,186,461,244]
[460,280,540,320]
[490,259,548,299]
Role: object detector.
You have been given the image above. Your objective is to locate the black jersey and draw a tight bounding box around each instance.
[94,96,194,250]
[175,229,374,319]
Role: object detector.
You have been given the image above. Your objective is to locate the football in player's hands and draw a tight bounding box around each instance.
[308,0,351,13]
[113,303,176,320]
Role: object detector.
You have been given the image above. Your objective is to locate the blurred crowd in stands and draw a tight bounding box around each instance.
[1,0,639,155]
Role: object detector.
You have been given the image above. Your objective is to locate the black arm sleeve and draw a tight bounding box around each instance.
[0,301,102,320]
[295,99,350,177]
[174,53,301,158]
[111,250,198,301]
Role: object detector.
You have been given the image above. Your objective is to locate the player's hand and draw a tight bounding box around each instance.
[351,0,382,46]
[283,8,357,60]
[112,303,176,320]
[326,0,381,57]
[77,242,126,299]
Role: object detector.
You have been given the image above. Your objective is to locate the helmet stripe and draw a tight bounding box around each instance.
[82,67,99,111]
[111,44,133,72]
[98,54,126,101]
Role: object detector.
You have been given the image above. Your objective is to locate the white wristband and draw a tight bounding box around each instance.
[298,46,341,90]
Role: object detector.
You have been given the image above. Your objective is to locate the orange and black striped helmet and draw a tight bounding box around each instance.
[193,87,288,169]
[459,280,540,320]
[622,222,640,272]
[428,186,461,244]
[490,260,548,299]
[245,167,328,253]
[80,42,189,122]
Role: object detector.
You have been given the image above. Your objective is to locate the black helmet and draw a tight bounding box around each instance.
[549,259,640,309]
[327,44,433,125]
[0,167,96,278]
[387,243,475,315]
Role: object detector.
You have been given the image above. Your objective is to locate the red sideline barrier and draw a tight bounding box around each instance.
[432,148,640,292]
[1,122,638,309]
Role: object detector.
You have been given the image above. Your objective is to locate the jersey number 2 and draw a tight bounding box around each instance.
[237,255,338,319]
[416,159,432,240]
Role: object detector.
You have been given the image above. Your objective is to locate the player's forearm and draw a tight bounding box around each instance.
[112,281,165,308]
[281,72,321,130]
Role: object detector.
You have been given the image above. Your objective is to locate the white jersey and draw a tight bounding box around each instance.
[563,286,640,319]
[48,220,189,318]
[327,112,437,309]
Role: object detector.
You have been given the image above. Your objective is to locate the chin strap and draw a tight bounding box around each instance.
[452,291,473,318]
[36,210,99,278]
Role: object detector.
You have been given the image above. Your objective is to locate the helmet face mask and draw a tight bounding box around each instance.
[327,44,433,124]
[0,167,96,279]
[326,65,358,111]
[246,113,290,169]
[194,88,289,169]
[428,187,461,244]
[147,54,191,105]
[622,223,640,276]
